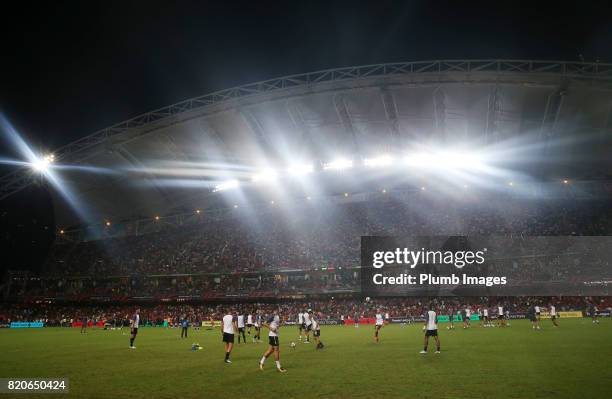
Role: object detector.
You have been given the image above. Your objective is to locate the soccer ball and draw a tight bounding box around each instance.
[290,342,296,348]
[365,297,371,302]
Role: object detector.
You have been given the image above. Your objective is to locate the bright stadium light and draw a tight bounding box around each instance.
[287,162,314,176]
[404,152,437,168]
[31,153,55,172]
[252,168,278,183]
[323,157,353,171]
[364,154,393,168]
[213,179,240,192]
[438,151,484,170]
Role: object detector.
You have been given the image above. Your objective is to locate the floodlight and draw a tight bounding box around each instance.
[213,179,240,192]
[31,154,55,172]
[323,158,353,171]
[287,163,314,176]
[364,154,393,168]
[252,168,278,183]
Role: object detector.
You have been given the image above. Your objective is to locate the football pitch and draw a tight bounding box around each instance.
[1,319,610,399]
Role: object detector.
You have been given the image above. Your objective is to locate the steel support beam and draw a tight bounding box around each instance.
[432,87,447,140]
[485,85,501,143]
[333,93,359,153]
[380,86,401,143]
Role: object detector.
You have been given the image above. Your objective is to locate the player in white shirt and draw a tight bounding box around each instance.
[312,312,324,349]
[420,307,440,354]
[549,304,559,327]
[246,313,253,336]
[497,304,506,327]
[464,307,472,328]
[129,309,140,349]
[237,314,246,344]
[482,307,490,327]
[259,310,287,372]
[374,310,384,343]
[222,311,237,363]
[298,312,305,341]
[303,310,312,343]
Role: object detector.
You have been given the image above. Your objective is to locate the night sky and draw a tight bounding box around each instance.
[1,0,611,272]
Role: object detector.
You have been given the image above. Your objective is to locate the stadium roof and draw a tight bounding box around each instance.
[2,59,612,227]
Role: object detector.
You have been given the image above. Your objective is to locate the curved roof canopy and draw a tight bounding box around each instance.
[2,60,612,226]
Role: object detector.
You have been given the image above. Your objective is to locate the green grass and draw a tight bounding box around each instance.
[1,319,610,399]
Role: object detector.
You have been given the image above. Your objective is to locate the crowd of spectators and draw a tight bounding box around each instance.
[6,196,612,299]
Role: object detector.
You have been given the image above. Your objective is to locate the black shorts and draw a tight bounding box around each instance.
[425,329,438,337]
[268,336,279,347]
[498,315,504,319]
[306,324,312,332]
[238,327,245,333]
[535,312,541,316]
[551,315,557,320]
[375,324,383,329]
[313,330,320,337]
[247,323,253,328]
[131,327,138,335]
[222,332,235,343]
